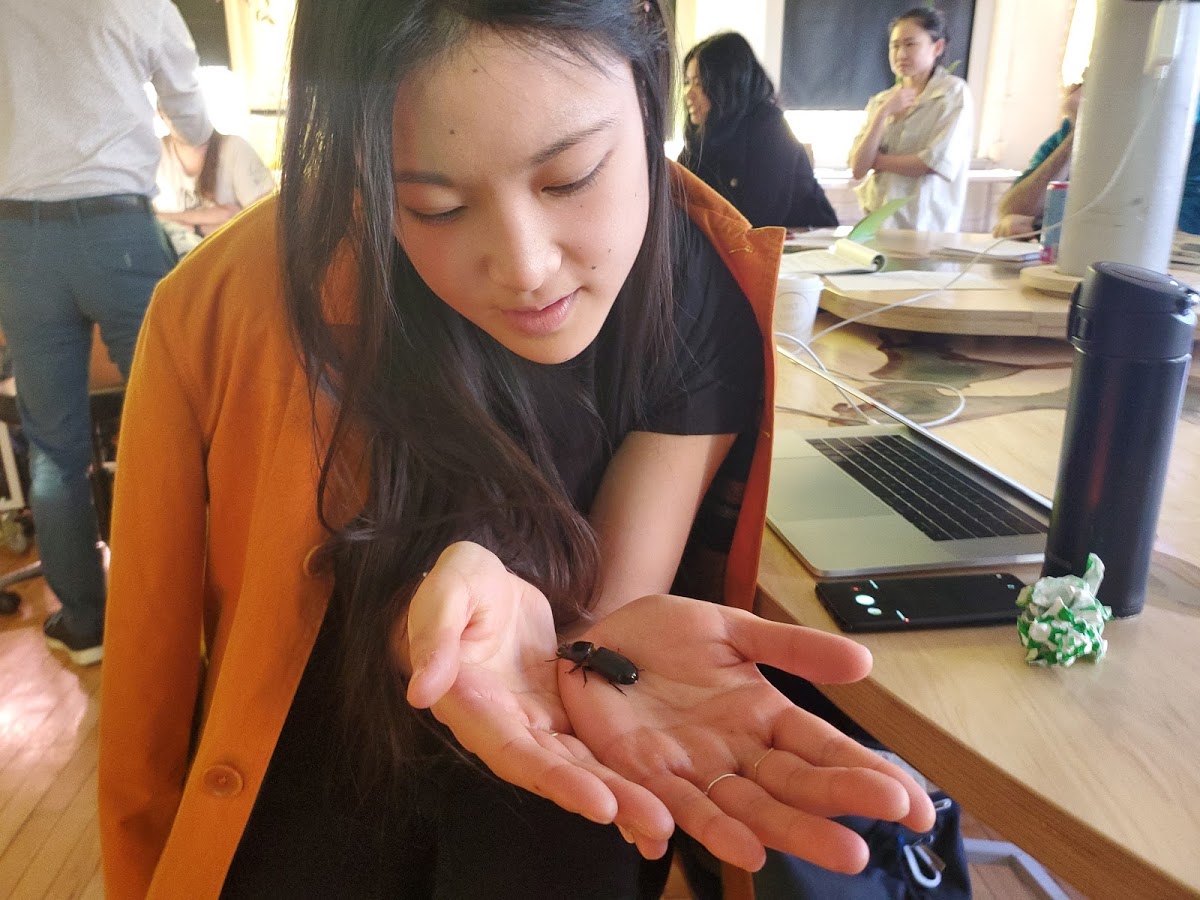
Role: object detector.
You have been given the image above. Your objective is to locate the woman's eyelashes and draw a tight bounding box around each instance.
[543,156,608,197]
[405,205,465,224]
[400,156,610,224]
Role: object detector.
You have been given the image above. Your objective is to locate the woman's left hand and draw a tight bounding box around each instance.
[556,594,937,874]
[399,542,674,859]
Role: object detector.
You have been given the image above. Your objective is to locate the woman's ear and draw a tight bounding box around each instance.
[933,38,947,60]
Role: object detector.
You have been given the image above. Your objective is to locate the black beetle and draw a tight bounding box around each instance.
[555,640,639,691]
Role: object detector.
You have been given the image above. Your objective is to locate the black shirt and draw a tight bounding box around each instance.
[679,102,838,230]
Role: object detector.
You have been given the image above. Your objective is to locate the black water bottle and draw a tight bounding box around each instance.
[1042,262,1197,617]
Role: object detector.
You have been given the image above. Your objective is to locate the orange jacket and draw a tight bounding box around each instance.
[99,164,782,898]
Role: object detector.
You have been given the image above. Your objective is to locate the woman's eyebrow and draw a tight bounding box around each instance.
[393,117,617,186]
[393,169,454,187]
[528,117,617,167]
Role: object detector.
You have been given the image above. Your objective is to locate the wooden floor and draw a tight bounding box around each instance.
[1,545,1085,900]
[0,548,103,899]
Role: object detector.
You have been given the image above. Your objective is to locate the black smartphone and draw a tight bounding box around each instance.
[815,572,1025,633]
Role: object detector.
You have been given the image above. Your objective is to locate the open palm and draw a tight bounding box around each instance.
[557,594,936,874]
[400,543,674,857]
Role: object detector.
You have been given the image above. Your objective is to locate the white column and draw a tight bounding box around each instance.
[1058,0,1200,276]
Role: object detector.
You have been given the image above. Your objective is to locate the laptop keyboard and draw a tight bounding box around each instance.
[808,434,1047,542]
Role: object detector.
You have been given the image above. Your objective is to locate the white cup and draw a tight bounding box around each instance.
[774,273,823,345]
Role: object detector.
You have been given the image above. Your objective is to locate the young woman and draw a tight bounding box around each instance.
[678,32,837,229]
[153,124,276,256]
[99,1,934,897]
[849,6,974,231]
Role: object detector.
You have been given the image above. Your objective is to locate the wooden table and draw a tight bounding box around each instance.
[758,319,1200,898]
[816,230,1200,338]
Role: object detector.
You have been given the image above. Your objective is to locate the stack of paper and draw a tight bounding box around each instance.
[825,271,1008,292]
[783,226,851,250]
[932,236,1041,262]
[1172,232,1200,268]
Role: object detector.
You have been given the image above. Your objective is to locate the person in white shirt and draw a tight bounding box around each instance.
[0,0,211,665]
[849,6,974,232]
[154,125,276,255]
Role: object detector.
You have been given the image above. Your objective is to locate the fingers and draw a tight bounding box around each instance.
[404,566,474,708]
[640,770,767,871]
[615,824,670,860]
[637,767,873,874]
[723,609,873,684]
[435,692,620,825]
[703,775,873,874]
[753,745,912,822]
[638,739,927,875]
[427,681,677,846]
[405,542,529,708]
[548,732,675,849]
[773,706,936,832]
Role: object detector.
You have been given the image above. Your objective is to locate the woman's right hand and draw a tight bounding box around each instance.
[396,541,675,859]
[881,86,918,118]
[993,214,1036,238]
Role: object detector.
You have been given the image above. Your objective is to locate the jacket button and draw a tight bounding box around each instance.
[301,545,327,577]
[202,764,244,798]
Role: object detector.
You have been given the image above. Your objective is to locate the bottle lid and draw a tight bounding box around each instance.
[1068,262,1198,359]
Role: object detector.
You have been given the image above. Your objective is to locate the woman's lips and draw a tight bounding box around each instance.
[503,289,577,336]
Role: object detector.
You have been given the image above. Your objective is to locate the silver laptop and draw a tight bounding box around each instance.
[768,352,1050,577]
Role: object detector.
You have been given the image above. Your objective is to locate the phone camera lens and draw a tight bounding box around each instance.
[854,593,875,606]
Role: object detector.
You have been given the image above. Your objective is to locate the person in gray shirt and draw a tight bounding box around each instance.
[0,0,212,665]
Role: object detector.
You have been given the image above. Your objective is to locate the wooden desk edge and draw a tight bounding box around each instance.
[754,580,1200,899]
[819,291,1067,338]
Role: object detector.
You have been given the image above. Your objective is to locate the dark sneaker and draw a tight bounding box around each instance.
[43,611,103,666]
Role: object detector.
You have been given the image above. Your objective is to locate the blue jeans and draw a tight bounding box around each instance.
[0,203,174,637]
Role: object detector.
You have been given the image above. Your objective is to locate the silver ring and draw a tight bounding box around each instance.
[547,731,559,737]
[703,773,738,797]
[752,747,775,781]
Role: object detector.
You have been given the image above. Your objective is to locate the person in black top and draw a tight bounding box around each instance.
[223,216,766,899]
[678,32,838,229]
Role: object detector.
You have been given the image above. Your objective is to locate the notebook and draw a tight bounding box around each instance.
[781,196,912,274]
[767,350,1050,577]
[779,239,884,276]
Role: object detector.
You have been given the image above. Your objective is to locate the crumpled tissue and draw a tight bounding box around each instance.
[1017,554,1112,667]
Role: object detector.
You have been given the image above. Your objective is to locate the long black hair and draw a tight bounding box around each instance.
[278,0,677,773]
[194,132,224,203]
[680,31,775,161]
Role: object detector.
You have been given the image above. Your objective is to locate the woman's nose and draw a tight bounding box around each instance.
[485,205,560,294]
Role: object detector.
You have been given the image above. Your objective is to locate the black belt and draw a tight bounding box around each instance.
[0,193,152,222]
